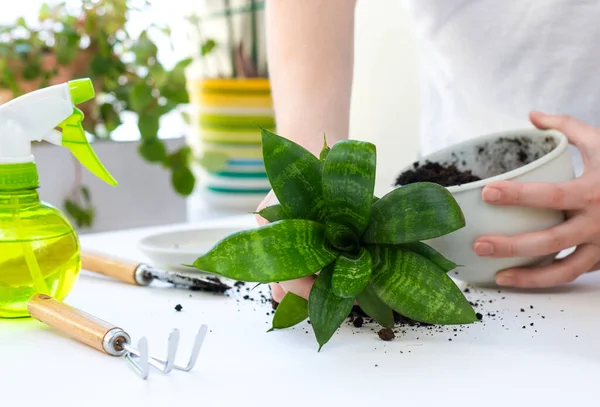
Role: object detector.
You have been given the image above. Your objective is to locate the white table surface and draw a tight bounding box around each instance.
[2,214,600,407]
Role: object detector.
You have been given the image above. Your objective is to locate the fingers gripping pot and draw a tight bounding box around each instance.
[0,78,117,317]
[397,129,575,286]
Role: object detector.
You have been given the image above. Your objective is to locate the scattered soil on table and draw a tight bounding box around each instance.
[353,316,364,328]
[395,161,481,187]
[378,328,395,341]
[174,304,183,312]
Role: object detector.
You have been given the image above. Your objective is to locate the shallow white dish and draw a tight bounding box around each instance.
[138,226,246,271]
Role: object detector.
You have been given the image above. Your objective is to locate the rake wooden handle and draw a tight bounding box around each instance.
[81,250,145,286]
[28,294,130,356]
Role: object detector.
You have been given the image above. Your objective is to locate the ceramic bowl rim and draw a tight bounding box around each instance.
[407,128,569,194]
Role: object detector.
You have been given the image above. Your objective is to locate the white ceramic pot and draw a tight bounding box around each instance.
[398,128,576,286]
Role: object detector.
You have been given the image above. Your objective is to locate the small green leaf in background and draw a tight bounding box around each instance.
[129,81,154,112]
[268,292,308,332]
[63,185,95,229]
[399,242,458,274]
[322,140,376,237]
[369,245,476,325]
[138,112,159,140]
[356,284,395,329]
[160,58,192,104]
[332,249,372,299]
[261,129,325,221]
[319,133,330,162]
[201,39,217,56]
[193,220,338,283]
[171,166,195,195]
[99,103,122,132]
[149,63,168,88]
[363,182,465,245]
[131,31,158,64]
[90,54,113,76]
[309,265,355,351]
[258,204,286,223]
[166,146,192,168]
[138,138,167,163]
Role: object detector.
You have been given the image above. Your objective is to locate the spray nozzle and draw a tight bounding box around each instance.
[0,77,117,187]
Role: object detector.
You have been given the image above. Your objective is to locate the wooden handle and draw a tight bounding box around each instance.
[81,250,141,285]
[28,294,128,356]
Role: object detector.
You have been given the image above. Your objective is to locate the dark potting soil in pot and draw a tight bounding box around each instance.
[395,161,481,187]
[394,136,558,187]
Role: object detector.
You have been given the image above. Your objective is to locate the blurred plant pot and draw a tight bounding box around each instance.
[185,77,275,215]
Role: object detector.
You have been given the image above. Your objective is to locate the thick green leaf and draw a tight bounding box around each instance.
[369,245,476,325]
[261,129,324,221]
[259,204,287,223]
[322,140,376,237]
[193,220,338,283]
[268,292,308,332]
[320,133,330,162]
[362,183,465,245]
[308,265,355,351]
[356,284,394,329]
[400,242,458,274]
[332,249,372,298]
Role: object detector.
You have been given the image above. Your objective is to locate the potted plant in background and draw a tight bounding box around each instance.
[0,0,195,228]
[184,0,274,218]
[190,129,478,350]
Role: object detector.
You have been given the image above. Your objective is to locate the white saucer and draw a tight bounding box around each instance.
[137,226,246,271]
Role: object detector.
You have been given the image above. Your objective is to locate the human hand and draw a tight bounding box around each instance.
[474,111,600,288]
[255,191,315,303]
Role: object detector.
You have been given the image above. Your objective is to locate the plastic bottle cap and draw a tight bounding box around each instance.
[0,162,39,190]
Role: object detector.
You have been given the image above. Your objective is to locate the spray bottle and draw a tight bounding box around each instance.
[0,78,117,318]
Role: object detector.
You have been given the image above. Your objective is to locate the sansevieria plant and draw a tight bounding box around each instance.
[191,129,478,350]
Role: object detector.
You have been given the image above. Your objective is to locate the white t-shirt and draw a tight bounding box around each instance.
[402,0,600,165]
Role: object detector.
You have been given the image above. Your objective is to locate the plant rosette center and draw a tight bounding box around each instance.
[190,130,476,350]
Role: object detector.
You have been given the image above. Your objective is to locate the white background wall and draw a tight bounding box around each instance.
[5,0,422,232]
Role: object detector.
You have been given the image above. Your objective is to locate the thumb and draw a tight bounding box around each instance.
[255,190,278,226]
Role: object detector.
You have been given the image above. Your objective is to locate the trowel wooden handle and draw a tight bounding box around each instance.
[81,250,145,286]
[28,294,130,356]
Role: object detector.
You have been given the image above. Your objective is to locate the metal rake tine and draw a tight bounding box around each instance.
[125,337,150,380]
[172,324,208,372]
[147,329,180,374]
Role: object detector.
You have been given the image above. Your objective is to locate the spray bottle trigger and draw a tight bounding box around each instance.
[58,107,118,186]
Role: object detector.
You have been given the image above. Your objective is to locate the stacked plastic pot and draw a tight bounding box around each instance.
[185,77,275,216]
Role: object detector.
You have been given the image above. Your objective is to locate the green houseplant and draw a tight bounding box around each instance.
[190,129,478,350]
[0,0,195,227]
